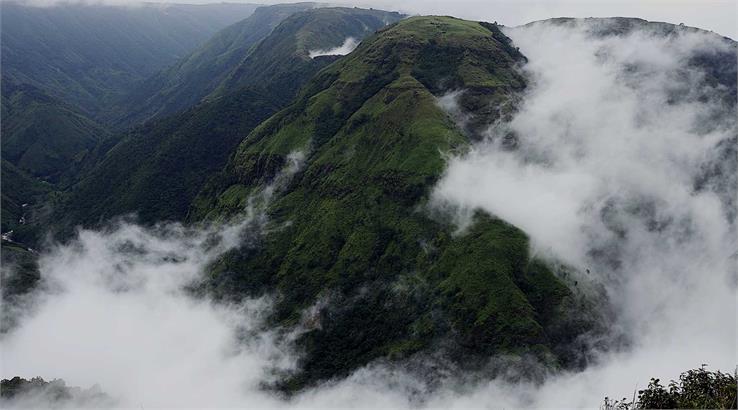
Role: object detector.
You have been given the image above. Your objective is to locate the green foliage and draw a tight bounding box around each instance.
[602,366,738,409]
[212,7,404,104]
[117,6,403,128]
[1,160,52,233]
[55,7,404,235]
[0,241,41,333]
[57,87,282,230]
[0,241,40,299]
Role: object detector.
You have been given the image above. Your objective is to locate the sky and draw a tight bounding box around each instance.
[294,0,737,39]
[7,0,737,39]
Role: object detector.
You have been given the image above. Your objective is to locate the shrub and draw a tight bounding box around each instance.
[602,365,737,409]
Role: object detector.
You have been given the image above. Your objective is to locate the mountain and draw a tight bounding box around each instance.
[58,87,282,227]
[2,9,736,405]
[0,1,260,118]
[1,81,110,184]
[113,3,320,127]
[53,7,404,231]
[192,16,598,390]
[0,160,51,235]
[0,80,111,245]
[533,17,737,102]
[211,7,405,103]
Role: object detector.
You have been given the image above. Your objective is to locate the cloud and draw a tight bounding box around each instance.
[309,37,359,58]
[334,0,737,40]
[431,18,736,404]
[0,152,308,408]
[1,19,736,410]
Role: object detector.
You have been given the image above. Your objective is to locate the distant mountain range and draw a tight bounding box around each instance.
[1,2,260,117]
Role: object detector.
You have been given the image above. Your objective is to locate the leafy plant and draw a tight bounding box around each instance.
[602,366,738,409]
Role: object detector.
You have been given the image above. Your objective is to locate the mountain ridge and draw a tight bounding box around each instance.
[49,7,404,236]
[192,15,600,391]
[110,3,321,127]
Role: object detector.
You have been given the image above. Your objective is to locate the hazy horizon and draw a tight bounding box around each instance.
[2,0,735,39]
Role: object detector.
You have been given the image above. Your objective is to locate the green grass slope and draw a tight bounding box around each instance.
[193,16,595,390]
[58,87,282,228]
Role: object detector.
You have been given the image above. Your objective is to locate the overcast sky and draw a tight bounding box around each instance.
[288,0,737,39]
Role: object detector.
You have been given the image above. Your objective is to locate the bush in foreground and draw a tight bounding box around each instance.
[602,365,737,409]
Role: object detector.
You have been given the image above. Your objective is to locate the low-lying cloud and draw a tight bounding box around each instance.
[432,18,737,404]
[309,37,359,58]
[0,221,283,407]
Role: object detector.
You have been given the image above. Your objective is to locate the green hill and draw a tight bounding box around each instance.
[112,3,321,127]
[212,7,404,103]
[1,160,52,234]
[58,87,282,227]
[114,5,403,127]
[193,16,595,391]
[1,81,110,183]
[55,7,403,231]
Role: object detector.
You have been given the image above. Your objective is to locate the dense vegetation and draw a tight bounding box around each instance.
[193,16,601,391]
[0,1,259,119]
[0,241,40,333]
[212,7,405,103]
[1,160,51,235]
[602,366,737,409]
[0,1,262,244]
[1,81,110,184]
[113,3,320,127]
[50,7,403,233]
[58,87,283,227]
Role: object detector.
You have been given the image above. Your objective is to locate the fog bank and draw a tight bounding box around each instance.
[432,19,737,405]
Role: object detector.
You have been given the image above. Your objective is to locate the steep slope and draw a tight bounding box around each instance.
[0,238,41,333]
[0,2,259,118]
[193,17,596,390]
[212,7,404,103]
[1,160,51,235]
[113,3,320,127]
[58,88,282,227]
[1,81,110,183]
[56,7,402,231]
